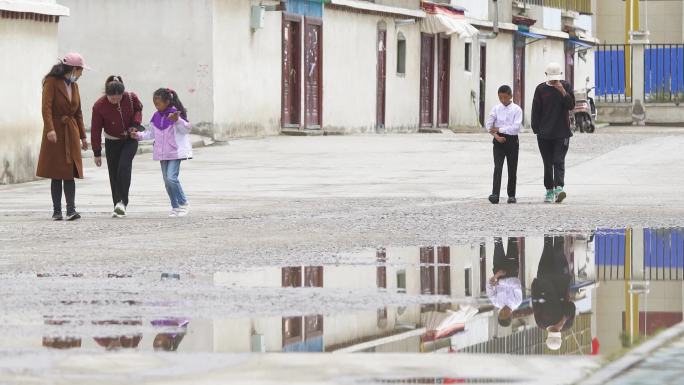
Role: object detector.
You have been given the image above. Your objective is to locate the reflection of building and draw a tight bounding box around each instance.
[594,227,684,281]
[593,227,684,354]
[456,313,592,355]
[27,231,682,357]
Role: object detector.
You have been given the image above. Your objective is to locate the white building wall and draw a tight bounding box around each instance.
[323,9,377,133]
[541,7,561,31]
[385,23,422,132]
[524,38,566,127]
[481,33,514,130]
[57,0,215,130]
[451,0,488,21]
[449,36,480,128]
[323,9,421,133]
[0,9,61,184]
[212,0,282,140]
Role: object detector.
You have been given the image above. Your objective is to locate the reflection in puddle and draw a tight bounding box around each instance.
[361,378,521,384]
[12,227,684,358]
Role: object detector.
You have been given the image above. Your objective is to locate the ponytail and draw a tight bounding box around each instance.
[153,88,188,120]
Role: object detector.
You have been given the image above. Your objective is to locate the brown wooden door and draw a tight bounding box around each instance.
[304,18,323,129]
[479,44,487,127]
[513,35,526,112]
[420,247,435,295]
[282,15,301,128]
[437,35,450,127]
[282,266,302,287]
[376,28,387,129]
[420,33,435,127]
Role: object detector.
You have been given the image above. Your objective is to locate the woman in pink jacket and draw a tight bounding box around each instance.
[131,88,192,217]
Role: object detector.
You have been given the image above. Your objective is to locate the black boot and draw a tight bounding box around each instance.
[51,180,64,220]
[64,180,80,221]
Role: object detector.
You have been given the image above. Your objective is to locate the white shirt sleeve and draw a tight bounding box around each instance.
[486,279,496,298]
[484,105,497,132]
[499,105,523,135]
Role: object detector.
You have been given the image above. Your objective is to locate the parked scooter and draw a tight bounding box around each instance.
[572,77,597,133]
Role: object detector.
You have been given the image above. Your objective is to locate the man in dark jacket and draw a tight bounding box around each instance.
[532,235,576,351]
[531,62,575,203]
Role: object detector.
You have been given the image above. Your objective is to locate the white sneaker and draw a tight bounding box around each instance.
[114,201,126,216]
[175,207,188,217]
[169,209,178,217]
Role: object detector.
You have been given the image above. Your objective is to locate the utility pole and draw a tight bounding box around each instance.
[625,0,640,97]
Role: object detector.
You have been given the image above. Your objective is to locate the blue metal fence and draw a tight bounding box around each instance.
[595,229,626,266]
[644,228,684,280]
[644,45,684,103]
[595,45,632,103]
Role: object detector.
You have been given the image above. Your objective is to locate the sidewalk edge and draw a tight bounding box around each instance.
[578,321,684,385]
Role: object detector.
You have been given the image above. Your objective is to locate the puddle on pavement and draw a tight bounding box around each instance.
[3,227,683,358]
[359,378,521,384]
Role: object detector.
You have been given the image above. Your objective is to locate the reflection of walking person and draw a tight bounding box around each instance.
[130,88,192,217]
[36,53,90,221]
[486,85,522,204]
[531,63,575,204]
[486,237,523,327]
[91,76,144,218]
[532,235,576,351]
[151,318,189,351]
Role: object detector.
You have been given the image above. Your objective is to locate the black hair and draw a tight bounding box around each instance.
[153,88,187,120]
[43,63,74,85]
[498,85,513,95]
[105,75,125,96]
[498,315,512,327]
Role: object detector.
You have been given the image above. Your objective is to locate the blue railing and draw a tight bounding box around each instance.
[595,45,632,103]
[644,45,684,103]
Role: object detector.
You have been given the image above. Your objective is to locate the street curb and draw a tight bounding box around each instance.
[578,321,684,385]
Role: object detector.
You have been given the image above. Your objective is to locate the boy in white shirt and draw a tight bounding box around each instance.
[486,237,523,327]
[485,85,523,204]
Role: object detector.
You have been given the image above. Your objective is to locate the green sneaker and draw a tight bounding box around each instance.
[544,190,554,203]
[554,187,567,203]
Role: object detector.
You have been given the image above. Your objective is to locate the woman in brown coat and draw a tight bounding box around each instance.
[36,53,90,221]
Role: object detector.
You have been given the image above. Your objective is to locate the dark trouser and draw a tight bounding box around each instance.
[493,237,521,278]
[537,137,569,190]
[51,179,75,212]
[492,134,519,198]
[51,165,78,212]
[105,139,138,207]
[537,236,569,276]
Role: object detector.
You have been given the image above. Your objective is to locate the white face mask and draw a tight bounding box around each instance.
[66,73,79,84]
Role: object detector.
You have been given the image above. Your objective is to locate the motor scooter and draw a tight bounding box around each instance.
[572,77,597,133]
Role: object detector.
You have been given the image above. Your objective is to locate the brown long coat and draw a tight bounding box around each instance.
[36,77,86,180]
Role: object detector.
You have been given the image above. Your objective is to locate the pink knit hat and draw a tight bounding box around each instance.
[60,52,91,70]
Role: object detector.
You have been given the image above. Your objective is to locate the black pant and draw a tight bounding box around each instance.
[492,134,519,198]
[51,165,78,212]
[537,137,569,190]
[537,236,569,277]
[105,139,138,207]
[493,237,520,278]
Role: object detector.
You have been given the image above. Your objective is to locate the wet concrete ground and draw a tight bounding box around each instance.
[1,127,683,384]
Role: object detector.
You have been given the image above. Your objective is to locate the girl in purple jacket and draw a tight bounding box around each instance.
[132,88,192,217]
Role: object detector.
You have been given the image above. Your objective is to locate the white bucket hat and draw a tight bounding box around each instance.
[545,62,563,81]
[546,331,563,350]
